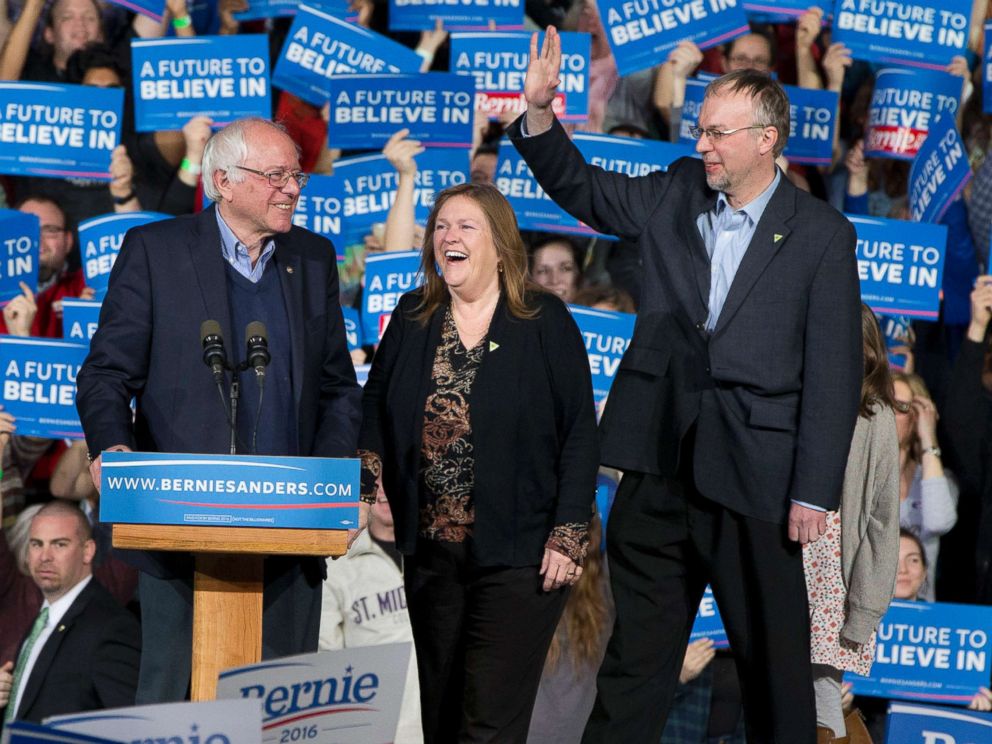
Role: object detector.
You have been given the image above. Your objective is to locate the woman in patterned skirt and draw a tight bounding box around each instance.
[804,305,902,744]
[357,183,599,743]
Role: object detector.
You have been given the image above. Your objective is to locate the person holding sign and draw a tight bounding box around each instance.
[512,29,863,744]
[75,117,362,704]
[358,182,598,742]
[803,306,900,743]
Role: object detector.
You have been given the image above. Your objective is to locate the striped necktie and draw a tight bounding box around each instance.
[4,606,49,723]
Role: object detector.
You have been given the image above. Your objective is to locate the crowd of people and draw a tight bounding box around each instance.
[2,0,992,742]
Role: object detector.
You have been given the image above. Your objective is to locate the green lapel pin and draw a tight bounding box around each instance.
[489,341,499,352]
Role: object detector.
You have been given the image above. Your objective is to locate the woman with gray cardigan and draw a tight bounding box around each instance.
[804,306,901,744]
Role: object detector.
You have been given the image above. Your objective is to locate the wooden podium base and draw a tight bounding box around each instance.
[113,524,348,701]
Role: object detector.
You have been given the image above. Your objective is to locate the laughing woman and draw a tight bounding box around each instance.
[357,183,599,743]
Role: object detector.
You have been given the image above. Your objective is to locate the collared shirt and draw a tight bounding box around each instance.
[12,575,92,717]
[216,209,276,283]
[696,169,781,331]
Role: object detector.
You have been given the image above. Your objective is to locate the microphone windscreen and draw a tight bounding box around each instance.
[201,319,222,343]
[246,320,268,344]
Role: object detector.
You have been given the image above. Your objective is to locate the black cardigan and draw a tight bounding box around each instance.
[359,288,599,566]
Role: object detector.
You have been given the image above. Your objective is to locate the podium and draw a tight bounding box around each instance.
[102,453,358,701]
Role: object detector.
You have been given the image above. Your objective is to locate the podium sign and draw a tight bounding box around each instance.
[100,452,361,529]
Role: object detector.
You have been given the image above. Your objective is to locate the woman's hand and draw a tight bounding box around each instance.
[912,396,939,449]
[968,686,992,711]
[540,547,581,591]
[679,638,716,684]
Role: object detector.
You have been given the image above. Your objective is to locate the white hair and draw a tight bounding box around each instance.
[8,503,44,575]
[201,118,296,202]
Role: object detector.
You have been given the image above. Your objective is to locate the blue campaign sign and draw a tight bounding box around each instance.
[785,85,838,165]
[362,251,422,342]
[677,75,713,144]
[132,35,271,132]
[849,214,946,318]
[833,0,971,69]
[885,703,992,743]
[0,210,39,305]
[331,148,468,243]
[217,646,410,743]
[599,0,750,77]
[389,0,524,30]
[108,0,165,21]
[844,600,992,703]
[327,73,475,149]
[291,173,344,252]
[496,135,692,238]
[865,67,961,161]
[877,313,912,370]
[450,31,591,121]
[910,114,972,224]
[985,22,992,114]
[273,4,423,106]
[568,305,635,405]
[744,0,831,23]
[78,211,171,298]
[0,336,87,439]
[0,82,122,180]
[99,451,361,529]
[47,700,262,743]
[342,305,363,351]
[235,0,356,21]
[62,299,102,343]
[689,586,730,648]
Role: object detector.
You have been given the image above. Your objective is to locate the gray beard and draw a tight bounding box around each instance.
[705,172,731,193]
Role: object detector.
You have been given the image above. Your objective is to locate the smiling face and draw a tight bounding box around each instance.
[28,512,95,603]
[215,123,302,247]
[45,0,102,68]
[531,241,580,302]
[895,534,927,600]
[432,194,501,302]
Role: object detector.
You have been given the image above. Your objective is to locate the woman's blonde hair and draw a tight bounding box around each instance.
[413,183,539,323]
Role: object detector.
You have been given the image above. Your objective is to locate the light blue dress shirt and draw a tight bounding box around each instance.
[696,169,781,331]
[216,209,276,283]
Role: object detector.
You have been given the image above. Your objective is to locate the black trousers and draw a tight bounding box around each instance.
[583,471,816,744]
[134,556,323,704]
[404,540,569,744]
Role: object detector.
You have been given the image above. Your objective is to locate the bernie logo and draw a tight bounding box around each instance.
[240,665,380,722]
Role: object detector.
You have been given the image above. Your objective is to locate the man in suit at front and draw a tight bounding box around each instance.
[1,500,140,726]
[510,30,862,744]
[76,117,362,703]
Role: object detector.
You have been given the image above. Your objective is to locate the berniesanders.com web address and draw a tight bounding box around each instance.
[104,476,350,497]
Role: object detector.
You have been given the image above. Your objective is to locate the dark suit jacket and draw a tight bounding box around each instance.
[510,118,862,522]
[360,290,599,565]
[76,206,362,574]
[10,578,140,724]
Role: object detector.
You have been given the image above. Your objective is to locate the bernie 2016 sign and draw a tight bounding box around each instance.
[131,35,272,132]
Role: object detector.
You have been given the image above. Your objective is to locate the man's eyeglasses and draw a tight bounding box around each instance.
[688,125,769,142]
[235,166,309,189]
[40,225,66,235]
[727,55,771,69]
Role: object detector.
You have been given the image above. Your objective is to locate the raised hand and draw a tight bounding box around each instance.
[524,26,562,134]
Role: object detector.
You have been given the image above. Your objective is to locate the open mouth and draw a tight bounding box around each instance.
[445,250,468,263]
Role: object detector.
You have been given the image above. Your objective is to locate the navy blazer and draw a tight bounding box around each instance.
[510,117,862,523]
[76,207,362,573]
[360,290,599,566]
[10,579,140,725]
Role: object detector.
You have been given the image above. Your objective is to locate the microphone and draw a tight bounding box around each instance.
[200,320,227,384]
[245,321,270,380]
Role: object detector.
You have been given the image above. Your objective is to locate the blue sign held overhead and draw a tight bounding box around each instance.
[389,0,524,31]
[832,0,972,70]
[108,0,165,22]
[877,313,912,370]
[785,85,837,165]
[0,82,122,180]
[910,114,972,224]
[99,451,361,529]
[598,0,750,77]
[62,299,101,343]
[272,4,423,106]
[326,73,475,149]
[78,211,171,298]
[450,31,591,121]
[845,600,992,703]
[132,35,271,132]
[885,702,992,743]
[744,0,831,23]
[362,251,423,342]
[865,67,961,161]
[0,210,39,305]
[291,173,345,251]
[849,214,946,318]
[568,305,635,405]
[0,336,88,439]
